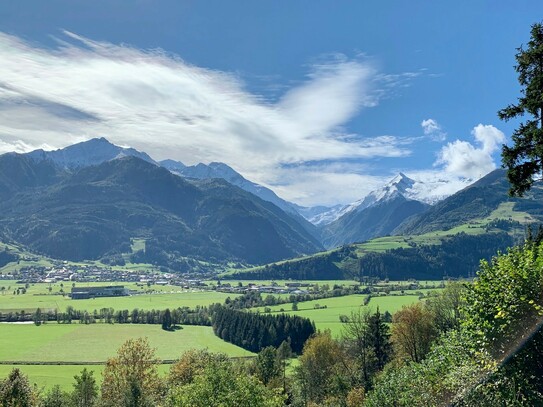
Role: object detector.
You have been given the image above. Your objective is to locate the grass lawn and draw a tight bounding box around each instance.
[0,323,253,363]
[253,294,423,336]
[0,323,253,390]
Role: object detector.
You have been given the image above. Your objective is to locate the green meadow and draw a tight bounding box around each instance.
[253,293,427,336]
[0,324,253,390]
[0,281,236,313]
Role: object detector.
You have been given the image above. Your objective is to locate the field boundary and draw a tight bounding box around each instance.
[0,356,256,366]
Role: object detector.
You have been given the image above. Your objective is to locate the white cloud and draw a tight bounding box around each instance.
[0,137,54,154]
[0,31,417,205]
[421,118,446,141]
[435,124,505,179]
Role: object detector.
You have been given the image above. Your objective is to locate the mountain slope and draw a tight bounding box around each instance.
[322,196,429,248]
[393,169,524,235]
[160,159,321,238]
[320,173,430,247]
[26,137,157,169]
[0,153,66,199]
[0,156,322,265]
[161,160,299,215]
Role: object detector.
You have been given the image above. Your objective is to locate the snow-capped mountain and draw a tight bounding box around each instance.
[25,137,157,169]
[320,173,433,247]
[295,204,348,226]
[347,173,418,213]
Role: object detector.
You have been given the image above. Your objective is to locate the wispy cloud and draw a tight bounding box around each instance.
[0,31,419,205]
[421,118,446,141]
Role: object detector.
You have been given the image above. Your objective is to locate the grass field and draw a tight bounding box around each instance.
[0,282,236,313]
[0,324,253,362]
[253,293,425,336]
[0,323,253,390]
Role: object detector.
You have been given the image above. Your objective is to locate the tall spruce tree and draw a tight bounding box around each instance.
[500,22,543,196]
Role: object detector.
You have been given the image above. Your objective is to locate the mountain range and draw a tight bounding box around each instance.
[0,151,322,265]
[2,137,531,274]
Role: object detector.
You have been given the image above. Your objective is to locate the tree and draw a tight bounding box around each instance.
[71,368,98,407]
[391,303,437,363]
[294,331,350,405]
[462,241,543,403]
[342,308,374,387]
[101,338,162,407]
[167,357,285,407]
[42,385,70,407]
[33,308,43,326]
[367,307,391,371]
[254,346,280,386]
[168,349,229,387]
[0,368,36,407]
[161,309,172,331]
[425,281,466,333]
[276,340,293,392]
[499,22,543,196]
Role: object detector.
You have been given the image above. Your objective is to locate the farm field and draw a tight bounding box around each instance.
[0,364,173,391]
[253,293,426,336]
[0,281,236,313]
[0,323,253,389]
[0,324,253,362]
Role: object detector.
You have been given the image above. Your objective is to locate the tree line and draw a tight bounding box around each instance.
[212,305,315,354]
[358,232,514,280]
[0,305,212,327]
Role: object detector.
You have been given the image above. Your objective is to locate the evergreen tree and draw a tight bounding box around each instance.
[161,308,172,331]
[499,22,543,196]
[71,368,98,407]
[368,307,391,370]
[42,385,70,407]
[255,346,280,386]
[0,368,36,407]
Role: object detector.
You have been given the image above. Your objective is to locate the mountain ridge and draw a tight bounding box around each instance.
[0,154,323,266]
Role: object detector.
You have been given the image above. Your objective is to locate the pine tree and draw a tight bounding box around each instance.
[500,22,543,196]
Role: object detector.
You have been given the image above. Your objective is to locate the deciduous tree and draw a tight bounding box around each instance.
[101,338,162,407]
[392,303,437,363]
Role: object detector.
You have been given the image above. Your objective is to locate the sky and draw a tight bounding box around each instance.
[0,1,541,206]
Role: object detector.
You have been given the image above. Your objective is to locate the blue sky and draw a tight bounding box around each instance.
[0,1,541,205]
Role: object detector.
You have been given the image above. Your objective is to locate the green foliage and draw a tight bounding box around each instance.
[342,308,391,388]
[212,305,315,353]
[364,330,493,407]
[71,368,98,407]
[499,22,543,196]
[294,331,351,405]
[166,357,285,407]
[41,385,70,407]
[462,242,543,352]
[161,308,172,331]
[425,281,466,333]
[366,240,543,405]
[360,232,514,280]
[254,346,281,386]
[100,338,163,407]
[0,368,36,407]
[462,241,543,403]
